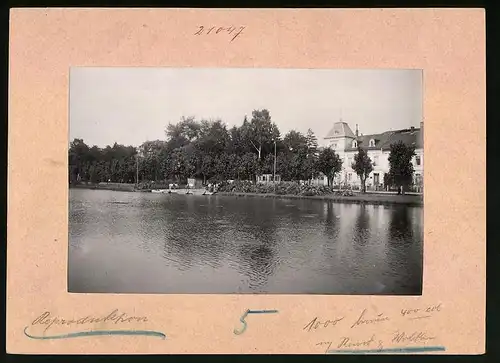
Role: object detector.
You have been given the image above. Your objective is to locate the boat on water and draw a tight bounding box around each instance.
[151,189,178,194]
[151,189,168,193]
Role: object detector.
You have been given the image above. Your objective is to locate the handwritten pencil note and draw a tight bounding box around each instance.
[24,310,166,340]
[194,26,246,42]
[306,303,445,354]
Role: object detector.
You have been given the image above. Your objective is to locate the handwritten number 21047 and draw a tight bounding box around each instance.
[194,26,245,42]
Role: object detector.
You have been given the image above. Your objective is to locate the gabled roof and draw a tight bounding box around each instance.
[344,127,422,151]
[380,128,422,150]
[324,121,356,139]
[344,132,391,151]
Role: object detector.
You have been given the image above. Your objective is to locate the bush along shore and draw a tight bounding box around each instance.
[71,180,423,206]
[216,181,423,206]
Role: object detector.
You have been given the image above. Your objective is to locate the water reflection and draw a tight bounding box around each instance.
[354,205,371,246]
[389,205,414,243]
[69,189,423,295]
[238,244,277,292]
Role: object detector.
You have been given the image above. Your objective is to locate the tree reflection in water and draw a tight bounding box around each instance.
[385,205,422,295]
[234,200,280,292]
[69,190,423,295]
[353,204,371,247]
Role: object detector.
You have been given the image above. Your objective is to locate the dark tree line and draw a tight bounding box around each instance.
[69,109,418,193]
[69,109,338,185]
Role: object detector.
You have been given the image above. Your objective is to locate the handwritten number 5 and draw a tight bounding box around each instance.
[233,309,278,335]
[234,309,250,335]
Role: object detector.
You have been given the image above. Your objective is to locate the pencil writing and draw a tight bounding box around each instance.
[194,26,246,42]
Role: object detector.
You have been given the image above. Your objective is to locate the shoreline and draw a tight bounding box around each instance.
[71,184,423,207]
[216,192,423,207]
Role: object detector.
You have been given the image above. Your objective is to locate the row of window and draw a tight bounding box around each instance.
[351,139,376,148]
[344,155,421,167]
[345,155,380,166]
[331,140,375,149]
[257,174,281,182]
[340,172,422,184]
[329,142,422,167]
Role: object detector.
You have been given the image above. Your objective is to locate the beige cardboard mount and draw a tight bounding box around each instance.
[7,8,485,354]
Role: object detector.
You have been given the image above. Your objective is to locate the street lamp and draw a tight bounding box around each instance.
[273,139,277,193]
[135,150,139,188]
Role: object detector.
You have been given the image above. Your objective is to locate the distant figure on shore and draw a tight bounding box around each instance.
[202,182,218,195]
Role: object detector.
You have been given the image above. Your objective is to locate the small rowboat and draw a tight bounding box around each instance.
[151,189,178,194]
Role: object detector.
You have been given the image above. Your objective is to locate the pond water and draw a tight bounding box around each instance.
[68,188,423,295]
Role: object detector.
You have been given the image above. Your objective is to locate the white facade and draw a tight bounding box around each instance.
[315,121,423,191]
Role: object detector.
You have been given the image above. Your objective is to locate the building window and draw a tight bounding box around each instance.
[369,139,375,147]
[415,173,422,185]
[348,173,352,181]
[352,140,357,148]
[416,156,421,166]
[373,155,378,166]
[332,143,337,149]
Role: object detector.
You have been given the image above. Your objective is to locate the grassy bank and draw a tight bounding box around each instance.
[70,183,137,192]
[216,180,422,206]
[70,182,423,206]
[217,191,423,207]
[70,183,205,195]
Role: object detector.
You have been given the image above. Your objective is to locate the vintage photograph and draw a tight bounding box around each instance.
[68,68,423,295]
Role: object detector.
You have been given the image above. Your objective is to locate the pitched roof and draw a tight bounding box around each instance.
[324,121,356,139]
[380,128,422,150]
[344,127,422,151]
[344,132,391,151]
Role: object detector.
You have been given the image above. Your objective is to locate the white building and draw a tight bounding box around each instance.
[315,120,423,191]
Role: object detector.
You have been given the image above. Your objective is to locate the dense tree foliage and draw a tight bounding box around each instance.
[69,139,138,184]
[69,110,419,195]
[68,109,339,185]
[316,147,343,187]
[352,146,373,193]
[387,141,416,194]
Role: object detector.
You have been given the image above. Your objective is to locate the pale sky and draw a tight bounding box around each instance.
[70,68,422,148]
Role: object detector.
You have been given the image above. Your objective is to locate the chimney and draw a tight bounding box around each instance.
[355,124,359,137]
[419,121,424,146]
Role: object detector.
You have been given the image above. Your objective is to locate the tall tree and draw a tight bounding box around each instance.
[387,141,416,195]
[69,138,90,182]
[200,155,216,183]
[352,146,373,193]
[169,145,197,183]
[196,119,230,156]
[305,128,319,157]
[283,130,308,155]
[304,129,319,183]
[241,109,278,160]
[237,153,259,181]
[165,116,201,150]
[139,140,167,181]
[228,125,247,156]
[317,148,343,186]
